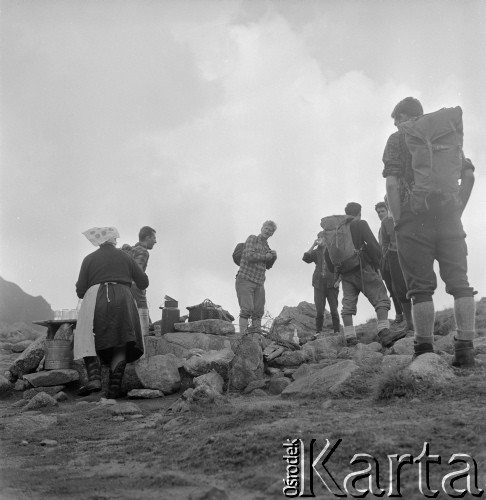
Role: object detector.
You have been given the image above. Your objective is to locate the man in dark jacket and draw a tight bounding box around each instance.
[303,231,340,337]
[324,202,406,348]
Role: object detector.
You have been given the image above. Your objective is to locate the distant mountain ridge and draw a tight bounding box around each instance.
[0,277,53,328]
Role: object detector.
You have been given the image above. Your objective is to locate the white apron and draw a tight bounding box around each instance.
[73,284,100,359]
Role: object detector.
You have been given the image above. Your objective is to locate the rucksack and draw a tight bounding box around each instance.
[232,241,277,269]
[320,215,360,273]
[399,106,463,212]
[232,242,245,266]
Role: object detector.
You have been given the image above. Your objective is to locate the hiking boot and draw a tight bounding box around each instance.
[452,339,475,369]
[78,356,102,396]
[377,327,407,348]
[412,342,434,360]
[345,336,359,347]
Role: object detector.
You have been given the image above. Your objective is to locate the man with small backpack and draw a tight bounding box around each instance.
[302,231,341,338]
[322,203,403,348]
[383,97,476,366]
[234,220,277,335]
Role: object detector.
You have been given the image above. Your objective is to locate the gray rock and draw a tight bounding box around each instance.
[54,391,68,402]
[8,335,47,381]
[309,337,341,361]
[243,379,269,394]
[183,348,234,379]
[134,354,181,394]
[191,384,222,403]
[23,385,65,399]
[269,349,312,367]
[229,334,264,390]
[11,399,29,408]
[145,332,232,358]
[382,355,412,372]
[264,367,282,376]
[5,413,58,433]
[40,439,58,446]
[281,360,360,398]
[111,403,142,416]
[194,371,224,394]
[270,301,320,341]
[21,392,59,411]
[10,340,34,353]
[353,349,383,367]
[14,379,30,391]
[23,369,79,387]
[405,353,455,385]
[0,374,13,394]
[267,377,291,394]
[174,319,235,335]
[127,389,164,399]
[391,337,415,355]
[248,388,267,397]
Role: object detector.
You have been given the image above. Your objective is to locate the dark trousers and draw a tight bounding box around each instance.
[387,251,410,304]
[396,208,474,303]
[314,286,340,333]
[382,263,403,316]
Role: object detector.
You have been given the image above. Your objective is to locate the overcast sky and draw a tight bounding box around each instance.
[1,0,485,325]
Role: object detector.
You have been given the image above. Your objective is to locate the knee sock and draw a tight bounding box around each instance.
[454,297,475,341]
[412,301,435,345]
[239,317,249,335]
[343,325,356,340]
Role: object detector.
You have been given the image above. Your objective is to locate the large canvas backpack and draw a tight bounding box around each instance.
[320,215,360,273]
[399,106,463,212]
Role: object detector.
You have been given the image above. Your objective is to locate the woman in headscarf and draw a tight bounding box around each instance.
[75,227,148,398]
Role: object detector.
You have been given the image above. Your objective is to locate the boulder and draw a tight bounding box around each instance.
[21,392,58,411]
[391,337,415,355]
[353,347,383,367]
[281,360,360,398]
[128,389,164,399]
[0,374,12,394]
[229,334,264,390]
[5,413,58,434]
[193,371,224,394]
[23,385,65,399]
[270,301,319,341]
[308,337,341,361]
[174,319,235,335]
[183,348,234,379]
[10,340,33,353]
[8,335,47,381]
[134,354,181,394]
[267,377,291,395]
[405,353,455,385]
[23,369,79,387]
[145,332,231,358]
[268,349,312,367]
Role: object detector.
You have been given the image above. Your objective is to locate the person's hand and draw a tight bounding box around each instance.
[265,252,273,261]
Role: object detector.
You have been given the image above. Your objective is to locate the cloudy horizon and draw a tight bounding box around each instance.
[1,0,485,325]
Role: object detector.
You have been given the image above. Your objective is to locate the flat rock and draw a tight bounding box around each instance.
[268,349,312,367]
[174,319,235,335]
[21,392,59,412]
[183,348,234,379]
[23,385,65,399]
[10,340,34,353]
[111,402,142,416]
[281,360,359,398]
[23,369,79,387]
[127,389,164,399]
[145,332,231,358]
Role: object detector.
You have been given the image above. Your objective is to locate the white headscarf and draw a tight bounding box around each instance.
[82,227,120,246]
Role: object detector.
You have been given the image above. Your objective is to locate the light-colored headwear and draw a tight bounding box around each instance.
[82,227,120,246]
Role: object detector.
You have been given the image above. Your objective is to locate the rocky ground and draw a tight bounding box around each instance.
[1,302,486,500]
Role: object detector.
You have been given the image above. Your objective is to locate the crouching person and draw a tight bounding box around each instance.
[235,220,277,334]
[74,227,148,398]
[302,231,341,338]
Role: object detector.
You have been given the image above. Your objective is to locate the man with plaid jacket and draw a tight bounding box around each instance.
[236,220,277,334]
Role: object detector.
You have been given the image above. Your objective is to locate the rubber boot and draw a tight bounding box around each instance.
[452,338,475,368]
[77,356,102,396]
[106,360,127,399]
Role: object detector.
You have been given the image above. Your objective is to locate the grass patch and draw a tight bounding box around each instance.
[373,367,428,401]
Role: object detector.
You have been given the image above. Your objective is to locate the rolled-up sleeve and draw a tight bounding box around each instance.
[382,131,403,178]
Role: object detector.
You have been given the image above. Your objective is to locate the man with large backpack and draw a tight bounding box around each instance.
[321,202,403,348]
[383,97,476,366]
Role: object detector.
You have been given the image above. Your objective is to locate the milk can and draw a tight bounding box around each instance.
[159,296,180,334]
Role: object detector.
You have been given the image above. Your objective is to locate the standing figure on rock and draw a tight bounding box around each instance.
[235,220,277,334]
[383,96,476,366]
[302,231,341,339]
[75,227,148,398]
[121,225,157,337]
[321,202,404,348]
